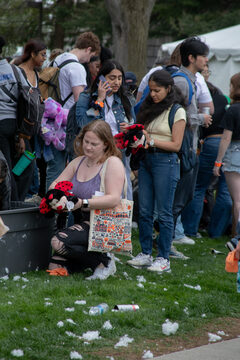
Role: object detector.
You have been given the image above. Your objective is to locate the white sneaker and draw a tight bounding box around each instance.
[170,245,190,260]
[173,236,195,245]
[86,256,116,280]
[127,253,153,267]
[147,257,171,273]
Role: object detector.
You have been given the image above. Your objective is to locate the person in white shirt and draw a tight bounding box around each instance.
[46,32,101,189]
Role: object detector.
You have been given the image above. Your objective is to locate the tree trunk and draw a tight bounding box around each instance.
[105,0,156,83]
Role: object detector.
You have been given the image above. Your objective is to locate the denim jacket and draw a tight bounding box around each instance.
[75,91,136,131]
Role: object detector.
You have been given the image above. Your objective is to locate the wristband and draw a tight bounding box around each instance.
[95,100,104,108]
[214,161,222,167]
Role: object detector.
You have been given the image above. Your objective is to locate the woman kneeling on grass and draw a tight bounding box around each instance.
[47,120,125,280]
[127,69,186,274]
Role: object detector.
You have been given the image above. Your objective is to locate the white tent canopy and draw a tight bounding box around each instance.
[160,24,240,95]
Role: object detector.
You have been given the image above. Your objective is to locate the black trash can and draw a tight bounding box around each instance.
[0,201,54,276]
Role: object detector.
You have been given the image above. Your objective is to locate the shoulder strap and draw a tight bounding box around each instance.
[56,59,79,106]
[172,72,193,105]
[0,84,17,102]
[58,59,79,69]
[10,64,22,86]
[0,64,21,102]
[168,103,182,131]
[100,158,127,199]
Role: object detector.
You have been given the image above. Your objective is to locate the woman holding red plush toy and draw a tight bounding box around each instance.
[127,70,186,274]
[46,120,125,280]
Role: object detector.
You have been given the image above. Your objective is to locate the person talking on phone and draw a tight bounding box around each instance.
[75,59,136,199]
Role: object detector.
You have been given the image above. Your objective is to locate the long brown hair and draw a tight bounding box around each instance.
[230,73,240,103]
[74,119,122,162]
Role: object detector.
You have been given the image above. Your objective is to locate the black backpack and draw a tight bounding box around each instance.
[65,102,81,158]
[168,103,197,175]
[11,65,45,140]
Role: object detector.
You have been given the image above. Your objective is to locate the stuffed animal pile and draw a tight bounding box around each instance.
[41,97,69,151]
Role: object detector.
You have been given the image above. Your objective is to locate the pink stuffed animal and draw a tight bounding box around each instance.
[41,97,69,151]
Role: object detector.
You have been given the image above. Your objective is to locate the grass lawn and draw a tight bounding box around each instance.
[0,230,240,360]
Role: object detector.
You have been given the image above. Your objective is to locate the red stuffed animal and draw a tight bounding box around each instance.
[39,181,81,229]
[114,124,148,170]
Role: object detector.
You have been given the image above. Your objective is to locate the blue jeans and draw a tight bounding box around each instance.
[46,145,67,190]
[174,215,185,240]
[138,152,180,260]
[182,137,232,237]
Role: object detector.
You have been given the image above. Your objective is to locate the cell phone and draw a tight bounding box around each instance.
[99,75,107,83]
[99,75,111,94]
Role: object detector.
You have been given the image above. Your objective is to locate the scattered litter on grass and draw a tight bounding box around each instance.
[208,332,222,342]
[21,277,29,282]
[11,349,24,357]
[45,302,53,306]
[57,321,64,328]
[102,320,113,330]
[81,330,101,341]
[184,284,201,291]
[163,288,167,291]
[174,301,179,305]
[65,307,75,312]
[201,313,206,318]
[183,264,187,267]
[75,300,86,305]
[66,319,76,325]
[23,328,28,332]
[21,285,27,289]
[137,283,144,288]
[114,256,122,264]
[13,275,21,281]
[142,350,154,358]
[217,330,226,336]
[162,308,165,312]
[211,249,224,255]
[106,357,115,360]
[45,297,51,301]
[136,275,146,283]
[8,301,12,305]
[114,334,134,348]
[123,272,131,279]
[66,331,79,339]
[162,319,179,336]
[0,275,9,281]
[83,310,88,315]
[183,307,189,315]
[70,350,82,359]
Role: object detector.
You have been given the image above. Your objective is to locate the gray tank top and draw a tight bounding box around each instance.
[71,157,103,199]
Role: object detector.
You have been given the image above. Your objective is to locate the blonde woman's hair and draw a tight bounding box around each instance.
[74,119,122,162]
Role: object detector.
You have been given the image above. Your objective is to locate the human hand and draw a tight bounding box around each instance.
[72,198,82,211]
[120,122,129,133]
[203,114,212,128]
[213,161,222,177]
[15,137,25,155]
[143,129,150,145]
[97,80,111,101]
[130,134,146,148]
[51,196,68,211]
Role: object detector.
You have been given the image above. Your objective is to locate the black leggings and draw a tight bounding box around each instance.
[51,222,110,273]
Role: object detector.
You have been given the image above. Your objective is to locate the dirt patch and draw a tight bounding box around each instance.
[91,317,240,359]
